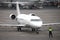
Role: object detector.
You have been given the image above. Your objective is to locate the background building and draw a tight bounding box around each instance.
[0,0,59,2]
[0,0,60,8]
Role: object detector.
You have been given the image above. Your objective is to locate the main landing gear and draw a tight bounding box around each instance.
[32,28,39,34]
[17,26,39,34]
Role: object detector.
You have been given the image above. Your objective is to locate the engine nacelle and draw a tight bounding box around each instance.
[29,13,35,16]
[9,14,16,20]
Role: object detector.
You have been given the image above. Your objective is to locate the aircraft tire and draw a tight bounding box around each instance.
[36,31,39,34]
[36,28,39,34]
[32,28,35,31]
[17,28,19,31]
[17,26,21,32]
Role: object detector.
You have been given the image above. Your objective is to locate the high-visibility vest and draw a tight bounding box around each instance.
[49,29,52,31]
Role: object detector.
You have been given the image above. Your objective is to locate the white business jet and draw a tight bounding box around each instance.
[0,2,60,34]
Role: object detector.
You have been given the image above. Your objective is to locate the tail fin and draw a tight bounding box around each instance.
[3,2,21,15]
[16,2,21,15]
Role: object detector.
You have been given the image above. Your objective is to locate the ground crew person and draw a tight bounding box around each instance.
[48,27,53,38]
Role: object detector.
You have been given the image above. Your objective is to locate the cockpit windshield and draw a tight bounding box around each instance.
[31,19,41,21]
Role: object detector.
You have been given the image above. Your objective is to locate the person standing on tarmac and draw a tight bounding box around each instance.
[48,27,53,38]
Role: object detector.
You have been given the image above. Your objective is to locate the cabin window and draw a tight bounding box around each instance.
[31,19,41,21]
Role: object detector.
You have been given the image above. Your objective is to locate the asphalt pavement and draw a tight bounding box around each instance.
[0,8,60,40]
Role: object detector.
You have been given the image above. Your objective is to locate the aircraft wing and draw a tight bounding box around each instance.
[42,23,60,26]
[0,23,25,27]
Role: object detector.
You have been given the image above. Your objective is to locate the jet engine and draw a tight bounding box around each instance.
[29,13,35,16]
[9,14,16,20]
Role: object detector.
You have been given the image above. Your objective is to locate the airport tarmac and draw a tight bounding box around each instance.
[0,8,60,40]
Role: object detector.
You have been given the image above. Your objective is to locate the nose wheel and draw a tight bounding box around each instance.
[32,28,39,34]
[32,28,35,31]
[17,26,21,32]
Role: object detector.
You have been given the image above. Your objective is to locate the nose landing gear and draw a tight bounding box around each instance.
[17,26,39,34]
[17,26,21,32]
[32,28,39,34]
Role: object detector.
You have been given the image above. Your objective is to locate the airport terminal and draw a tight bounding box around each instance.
[0,0,60,40]
[0,0,60,9]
